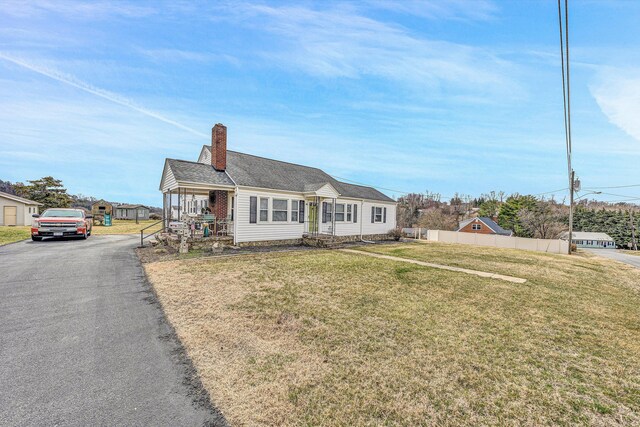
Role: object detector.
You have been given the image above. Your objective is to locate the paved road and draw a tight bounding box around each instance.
[584,248,640,269]
[0,235,226,427]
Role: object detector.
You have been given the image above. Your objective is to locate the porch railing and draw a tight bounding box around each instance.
[139,219,165,248]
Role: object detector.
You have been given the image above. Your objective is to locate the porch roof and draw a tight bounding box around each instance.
[166,158,235,188]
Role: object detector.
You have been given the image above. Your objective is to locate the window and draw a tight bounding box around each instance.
[322,202,333,223]
[472,224,482,230]
[138,209,145,217]
[372,206,383,223]
[273,199,288,221]
[259,198,269,222]
[335,204,345,221]
[346,204,352,222]
[353,204,357,223]
[249,196,257,223]
[291,200,299,222]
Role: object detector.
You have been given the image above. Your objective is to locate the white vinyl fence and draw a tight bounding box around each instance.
[425,230,569,254]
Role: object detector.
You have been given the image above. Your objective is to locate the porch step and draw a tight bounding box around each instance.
[302,235,343,248]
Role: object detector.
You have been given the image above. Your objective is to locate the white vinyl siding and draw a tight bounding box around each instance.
[161,161,178,192]
[235,188,306,243]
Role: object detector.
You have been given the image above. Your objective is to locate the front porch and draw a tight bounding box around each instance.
[161,185,235,239]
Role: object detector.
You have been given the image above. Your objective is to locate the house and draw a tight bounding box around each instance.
[560,231,616,249]
[159,123,397,244]
[457,217,513,236]
[114,204,150,220]
[90,200,114,217]
[0,191,42,226]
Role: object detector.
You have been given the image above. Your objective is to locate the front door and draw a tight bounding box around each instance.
[308,202,318,234]
[4,206,17,226]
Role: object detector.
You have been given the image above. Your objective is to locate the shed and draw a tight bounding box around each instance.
[91,200,114,217]
[0,191,42,226]
[115,204,150,220]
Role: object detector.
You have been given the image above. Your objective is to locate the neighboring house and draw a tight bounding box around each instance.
[560,231,616,249]
[91,200,114,217]
[115,204,150,220]
[159,123,397,244]
[0,191,42,226]
[457,217,513,236]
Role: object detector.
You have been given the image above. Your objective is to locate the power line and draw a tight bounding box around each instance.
[584,184,640,190]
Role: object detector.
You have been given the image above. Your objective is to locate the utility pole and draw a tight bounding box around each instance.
[568,170,574,254]
[631,209,638,251]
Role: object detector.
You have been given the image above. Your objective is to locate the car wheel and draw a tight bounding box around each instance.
[31,236,43,241]
[81,230,87,240]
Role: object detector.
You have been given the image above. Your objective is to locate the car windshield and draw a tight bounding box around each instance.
[41,210,83,218]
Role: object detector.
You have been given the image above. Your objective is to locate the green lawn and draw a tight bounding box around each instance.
[145,242,640,426]
[91,219,162,235]
[0,226,31,246]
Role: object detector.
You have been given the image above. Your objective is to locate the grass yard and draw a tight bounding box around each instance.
[0,226,31,246]
[144,242,640,426]
[91,219,162,235]
[620,250,640,256]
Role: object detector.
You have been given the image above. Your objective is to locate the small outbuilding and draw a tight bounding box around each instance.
[0,191,42,226]
[561,231,616,249]
[115,204,150,220]
[91,200,114,217]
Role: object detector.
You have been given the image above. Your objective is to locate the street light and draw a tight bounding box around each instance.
[574,191,602,201]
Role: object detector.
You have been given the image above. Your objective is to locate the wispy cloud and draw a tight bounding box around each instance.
[220,3,519,98]
[364,0,499,21]
[0,52,208,138]
[0,0,156,19]
[591,69,640,143]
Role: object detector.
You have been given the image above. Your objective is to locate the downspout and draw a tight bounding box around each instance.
[233,186,238,245]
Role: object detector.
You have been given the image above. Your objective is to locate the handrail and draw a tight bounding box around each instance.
[139,219,165,247]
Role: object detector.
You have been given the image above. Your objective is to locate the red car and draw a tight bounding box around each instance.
[31,208,93,241]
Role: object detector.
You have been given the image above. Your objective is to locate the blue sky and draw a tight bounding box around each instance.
[1,0,639,206]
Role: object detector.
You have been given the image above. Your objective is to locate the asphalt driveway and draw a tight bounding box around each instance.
[584,248,640,269]
[0,235,226,426]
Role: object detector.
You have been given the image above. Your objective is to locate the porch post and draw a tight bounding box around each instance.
[177,188,181,220]
[332,197,336,237]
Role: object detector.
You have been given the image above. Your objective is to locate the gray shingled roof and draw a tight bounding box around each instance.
[190,148,393,202]
[458,217,513,236]
[166,158,235,187]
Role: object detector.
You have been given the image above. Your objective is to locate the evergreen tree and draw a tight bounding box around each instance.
[14,176,72,211]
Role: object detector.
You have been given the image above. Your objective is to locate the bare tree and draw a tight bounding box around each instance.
[418,208,459,231]
[518,201,566,239]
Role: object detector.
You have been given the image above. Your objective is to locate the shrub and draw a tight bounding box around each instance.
[388,228,403,241]
[149,213,162,220]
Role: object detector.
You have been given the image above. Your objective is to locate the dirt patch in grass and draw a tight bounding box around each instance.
[0,226,31,246]
[144,246,640,426]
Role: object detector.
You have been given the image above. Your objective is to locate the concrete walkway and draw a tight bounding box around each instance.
[340,249,527,283]
[583,249,640,269]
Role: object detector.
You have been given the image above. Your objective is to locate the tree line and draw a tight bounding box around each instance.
[397,191,639,248]
[1,176,161,213]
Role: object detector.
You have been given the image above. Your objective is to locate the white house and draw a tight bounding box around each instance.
[0,191,42,226]
[561,231,616,249]
[159,123,397,244]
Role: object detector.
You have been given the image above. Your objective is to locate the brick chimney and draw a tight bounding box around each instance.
[211,123,227,171]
